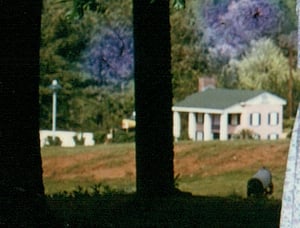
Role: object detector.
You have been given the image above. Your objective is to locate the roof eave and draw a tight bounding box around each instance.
[172,106,224,114]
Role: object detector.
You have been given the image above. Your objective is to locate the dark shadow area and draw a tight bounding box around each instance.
[44,191,281,227]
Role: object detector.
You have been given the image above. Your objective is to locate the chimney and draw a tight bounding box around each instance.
[198,77,216,92]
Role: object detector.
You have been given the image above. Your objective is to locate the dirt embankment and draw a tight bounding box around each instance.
[42,141,289,181]
[174,143,288,177]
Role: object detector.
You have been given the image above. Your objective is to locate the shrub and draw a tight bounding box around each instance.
[73,134,85,146]
[93,130,107,144]
[283,118,295,129]
[283,118,295,139]
[112,129,135,143]
[46,136,62,146]
[48,183,125,198]
[233,129,255,140]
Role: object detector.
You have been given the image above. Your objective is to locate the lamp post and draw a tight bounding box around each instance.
[49,79,61,139]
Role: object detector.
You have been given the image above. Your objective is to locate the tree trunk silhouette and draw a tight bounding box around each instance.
[133,0,175,196]
[0,1,47,224]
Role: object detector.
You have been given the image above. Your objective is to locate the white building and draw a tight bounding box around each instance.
[172,88,286,141]
[39,130,95,147]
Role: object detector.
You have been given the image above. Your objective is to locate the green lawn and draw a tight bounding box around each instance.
[42,140,288,227]
[42,140,289,199]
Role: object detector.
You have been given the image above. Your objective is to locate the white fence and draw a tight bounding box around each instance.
[280,105,300,227]
[40,130,95,147]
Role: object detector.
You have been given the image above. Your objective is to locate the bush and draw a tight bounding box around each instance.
[48,183,125,199]
[93,129,135,144]
[93,130,107,144]
[233,129,255,140]
[73,134,85,146]
[112,129,135,143]
[283,118,295,139]
[46,136,62,146]
[283,118,295,129]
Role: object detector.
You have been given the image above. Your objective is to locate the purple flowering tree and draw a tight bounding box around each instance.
[201,0,284,65]
[82,25,134,86]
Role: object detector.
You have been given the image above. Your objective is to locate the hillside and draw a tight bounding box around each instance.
[42,140,289,198]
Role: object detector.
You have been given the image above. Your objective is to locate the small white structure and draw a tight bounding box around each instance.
[172,87,286,141]
[82,132,95,146]
[40,130,95,147]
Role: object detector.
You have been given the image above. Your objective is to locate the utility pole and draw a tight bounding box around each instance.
[49,79,61,139]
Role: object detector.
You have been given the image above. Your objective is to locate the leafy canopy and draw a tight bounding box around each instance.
[231,38,290,97]
[200,0,284,66]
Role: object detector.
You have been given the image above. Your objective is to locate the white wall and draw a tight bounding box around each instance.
[40,130,95,147]
[240,104,284,139]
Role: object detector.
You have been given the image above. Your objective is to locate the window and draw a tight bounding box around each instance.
[212,114,220,125]
[268,112,279,126]
[268,133,279,140]
[212,114,220,130]
[228,114,240,125]
[196,113,204,124]
[250,113,261,126]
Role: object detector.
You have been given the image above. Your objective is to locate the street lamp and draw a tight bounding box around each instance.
[49,79,61,139]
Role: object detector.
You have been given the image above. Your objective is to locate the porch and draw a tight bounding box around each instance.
[173,111,242,141]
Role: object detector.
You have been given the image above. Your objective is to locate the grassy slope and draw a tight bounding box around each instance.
[42,140,289,199]
[43,140,288,227]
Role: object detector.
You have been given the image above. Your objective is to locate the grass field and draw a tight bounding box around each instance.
[42,140,289,227]
[42,139,289,199]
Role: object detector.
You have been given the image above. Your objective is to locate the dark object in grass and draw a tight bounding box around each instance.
[247,167,273,197]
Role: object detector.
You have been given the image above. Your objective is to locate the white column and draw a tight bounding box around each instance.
[188,112,196,140]
[173,111,181,140]
[220,112,228,140]
[52,91,57,139]
[204,113,212,141]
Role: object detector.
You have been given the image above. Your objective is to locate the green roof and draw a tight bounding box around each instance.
[174,88,265,110]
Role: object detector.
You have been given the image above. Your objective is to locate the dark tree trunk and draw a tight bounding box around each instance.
[0,1,47,224]
[133,0,175,196]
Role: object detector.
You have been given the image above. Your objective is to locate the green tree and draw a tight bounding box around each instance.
[279,0,297,31]
[278,31,298,117]
[232,38,291,99]
[40,0,135,133]
[171,1,206,101]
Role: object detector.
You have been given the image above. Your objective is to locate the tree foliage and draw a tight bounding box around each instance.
[171,1,206,101]
[39,0,299,135]
[81,24,134,85]
[40,0,134,133]
[200,0,286,70]
[231,38,291,98]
